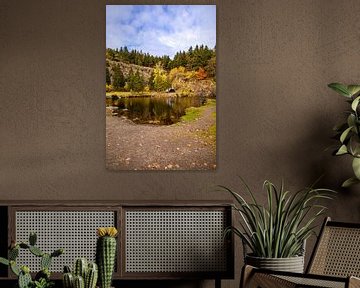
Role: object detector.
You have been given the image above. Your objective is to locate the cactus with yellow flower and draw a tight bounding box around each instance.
[96,227,118,288]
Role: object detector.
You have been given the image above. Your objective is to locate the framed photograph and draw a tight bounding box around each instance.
[106,5,216,170]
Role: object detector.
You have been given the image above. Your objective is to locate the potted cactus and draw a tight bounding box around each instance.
[96,227,118,288]
[62,258,98,288]
[0,232,64,288]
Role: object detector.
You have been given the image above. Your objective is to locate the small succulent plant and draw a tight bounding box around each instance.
[0,232,63,288]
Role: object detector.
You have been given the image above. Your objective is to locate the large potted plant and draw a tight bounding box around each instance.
[328,82,360,187]
[221,179,334,273]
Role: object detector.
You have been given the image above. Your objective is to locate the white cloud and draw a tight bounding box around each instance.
[106,5,216,58]
[106,5,134,24]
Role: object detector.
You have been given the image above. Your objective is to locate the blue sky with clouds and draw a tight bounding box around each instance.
[106,5,216,59]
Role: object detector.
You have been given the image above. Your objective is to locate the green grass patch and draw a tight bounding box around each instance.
[106,91,151,98]
[181,107,203,122]
[180,99,216,148]
[180,99,216,123]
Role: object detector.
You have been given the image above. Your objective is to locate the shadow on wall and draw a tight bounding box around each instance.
[264,109,360,219]
[267,111,352,190]
[303,114,360,220]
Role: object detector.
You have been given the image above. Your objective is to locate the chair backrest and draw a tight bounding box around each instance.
[307,217,360,277]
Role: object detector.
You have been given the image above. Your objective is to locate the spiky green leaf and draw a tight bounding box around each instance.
[349,135,360,157]
[340,126,353,143]
[352,96,360,111]
[342,177,360,188]
[221,179,335,258]
[336,144,348,155]
[328,83,351,97]
[347,114,357,130]
[347,85,360,97]
[352,157,360,179]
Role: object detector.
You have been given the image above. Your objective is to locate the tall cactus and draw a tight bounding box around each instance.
[96,227,118,288]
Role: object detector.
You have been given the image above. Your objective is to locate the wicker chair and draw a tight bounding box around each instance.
[241,217,360,288]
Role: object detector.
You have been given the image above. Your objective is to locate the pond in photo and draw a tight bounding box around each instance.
[106,4,216,170]
[106,96,207,125]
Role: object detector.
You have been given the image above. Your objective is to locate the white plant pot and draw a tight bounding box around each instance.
[245,254,305,273]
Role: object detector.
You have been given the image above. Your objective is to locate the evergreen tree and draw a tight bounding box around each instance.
[205,55,216,79]
[105,45,216,81]
[148,71,155,91]
[125,68,134,91]
[132,70,144,92]
[112,65,125,91]
[106,67,111,85]
[161,55,171,70]
[106,48,115,61]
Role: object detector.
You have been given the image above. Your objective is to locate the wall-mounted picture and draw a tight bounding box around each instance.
[106,5,216,170]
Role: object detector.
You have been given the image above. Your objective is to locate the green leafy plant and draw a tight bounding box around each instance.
[32,278,54,288]
[221,179,334,258]
[0,232,63,288]
[328,82,360,187]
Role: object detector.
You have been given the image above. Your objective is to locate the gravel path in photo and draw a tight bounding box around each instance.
[106,105,216,170]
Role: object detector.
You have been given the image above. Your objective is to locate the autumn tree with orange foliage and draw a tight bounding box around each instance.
[196,67,208,80]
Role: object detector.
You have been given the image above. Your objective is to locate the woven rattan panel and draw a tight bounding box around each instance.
[310,226,360,277]
[277,275,345,288]
[15,211,115,272]
[125,210,227,273]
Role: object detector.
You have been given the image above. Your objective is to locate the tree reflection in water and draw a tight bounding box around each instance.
[107,96,206,125]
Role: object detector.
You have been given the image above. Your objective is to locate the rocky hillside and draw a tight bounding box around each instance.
[106,59,216,97]
[106,59,153,81]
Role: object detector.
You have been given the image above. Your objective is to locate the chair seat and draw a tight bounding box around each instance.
[277,274,346,288]
[243,266,360,288]
[241,218,360,288]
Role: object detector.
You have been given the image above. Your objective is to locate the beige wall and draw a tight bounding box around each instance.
[1,0,360,287]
